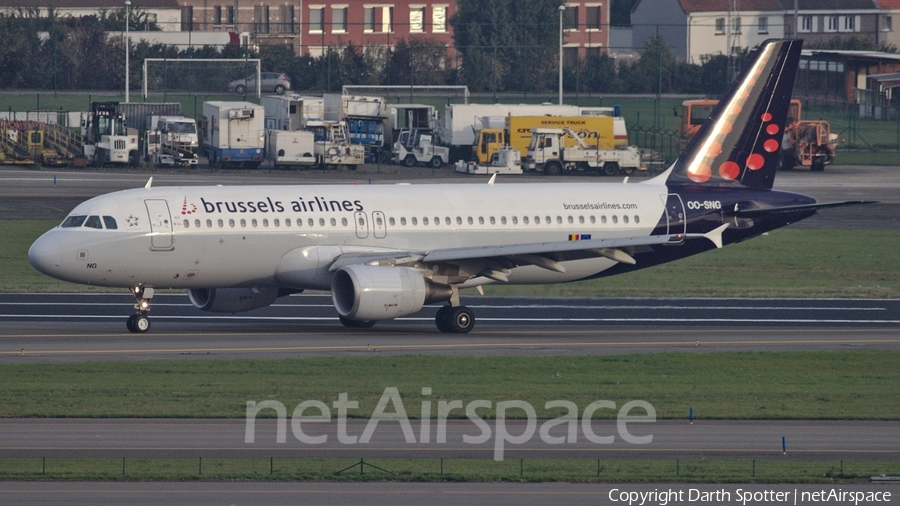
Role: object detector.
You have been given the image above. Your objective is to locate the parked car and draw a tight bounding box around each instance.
[228,73,291,95]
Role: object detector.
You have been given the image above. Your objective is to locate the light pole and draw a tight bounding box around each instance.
[558,4,565,105]
[125,0,131,103]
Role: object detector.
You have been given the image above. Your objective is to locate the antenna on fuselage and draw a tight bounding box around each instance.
[144,177,153,189]
[488,174,496,185]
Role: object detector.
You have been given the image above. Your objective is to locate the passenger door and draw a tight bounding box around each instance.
[145,199,174,250]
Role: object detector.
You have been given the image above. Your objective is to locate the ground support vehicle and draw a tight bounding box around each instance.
[305,121,365,169]
[325,95,385,163]
[267,130,316,169]
[202,101,265,169]
[261,95,324,131]
[524,127,644,176]
[144,116,199,168]
[472,116,616,166]
[391,129,449,168]
[454,146,522,174]
[82,102,139,167]
[0,121,37,164]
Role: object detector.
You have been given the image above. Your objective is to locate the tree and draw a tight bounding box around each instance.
[0,18,30,87]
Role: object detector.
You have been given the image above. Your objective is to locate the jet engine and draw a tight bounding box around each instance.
[188,287,280,313]
[331,265,452,321]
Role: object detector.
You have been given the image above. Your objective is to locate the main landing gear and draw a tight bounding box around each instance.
[126,285,154,333]
[435,305,475,333]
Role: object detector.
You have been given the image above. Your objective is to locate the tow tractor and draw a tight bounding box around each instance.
[391,128,449,168]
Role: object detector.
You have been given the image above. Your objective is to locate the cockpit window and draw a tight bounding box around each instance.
[61,215,87,228]
[84,216,103,229]
[103,216,118,230]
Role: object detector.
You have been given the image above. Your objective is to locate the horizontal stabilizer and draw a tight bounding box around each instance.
[724,200,876,218]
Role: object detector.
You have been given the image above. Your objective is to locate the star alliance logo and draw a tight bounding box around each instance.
[126,215,140,227]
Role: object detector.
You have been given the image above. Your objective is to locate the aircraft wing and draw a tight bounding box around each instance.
[327,226,728,276]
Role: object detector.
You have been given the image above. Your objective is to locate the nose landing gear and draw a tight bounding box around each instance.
[127,285,154,333]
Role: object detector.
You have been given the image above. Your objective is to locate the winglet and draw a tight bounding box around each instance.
[704,224,729,249]
[145,177,153,189]
[488,174,497,185]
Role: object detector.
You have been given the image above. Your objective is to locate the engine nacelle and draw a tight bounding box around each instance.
[331,265,452,321]
[188,287,280,313]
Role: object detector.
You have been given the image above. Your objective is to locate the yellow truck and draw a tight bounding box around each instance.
[471,116,616,165]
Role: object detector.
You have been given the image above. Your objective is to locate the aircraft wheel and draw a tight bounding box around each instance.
[435,305,452,333]
[128,314,150,333]
[446,306,474,334]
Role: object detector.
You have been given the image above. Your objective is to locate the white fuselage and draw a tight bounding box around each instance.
[29,178,671,291]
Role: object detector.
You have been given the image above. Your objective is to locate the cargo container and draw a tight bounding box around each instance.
[202,101,265,169]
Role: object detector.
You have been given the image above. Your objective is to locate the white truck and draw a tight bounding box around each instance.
[266,130,316,169]
[82,102,139,167]
[524,127,644,176]
[304,120,365,169]
[144,116,199,167]
[391,129,449,168]
[202,101,265,169]
[454,146,523,175]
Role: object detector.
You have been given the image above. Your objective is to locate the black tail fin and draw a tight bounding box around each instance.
[667,39,802,190]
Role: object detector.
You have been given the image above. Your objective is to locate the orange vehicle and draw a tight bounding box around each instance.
[680,98,837,171]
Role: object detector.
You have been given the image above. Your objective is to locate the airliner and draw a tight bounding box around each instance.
[28,39,865,334]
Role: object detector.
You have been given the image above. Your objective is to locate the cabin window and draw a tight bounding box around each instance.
[612,215,618,224]
[194,219,200,228]
[512,216,518,225]
[218,219,224,228]
[251,219,258,227]
[85,216,103,229]
[623,215,629,224]
[478,217,484,225]
[61,215,87,228]
[400,217,407,226]
[434,216,440,226]
[522,216,528,225]
[207,219,214,228]
[578,216,585,224]
[319,218,325,227]
[103,216,118,229]
[308,218,314,227]
[284,219,289,227]
[262,219,269,227]
[229,219,235,228]
[490,217,496,225]
[423,217,430,225]
[590,215,596,224]
[297,219,303,227]
[412,217,418,226]
[330,218,337,226]
[534,216,541,224]
[183,219,190,228]
[241,219,247,227]
[557,216,563,224]
[274,219,280,227]
[376,216,383,226]
[467,217,474,225]
[456,216,462,225]
[343,217,349,226]
[567,216,574,224]
[500,216,507,225]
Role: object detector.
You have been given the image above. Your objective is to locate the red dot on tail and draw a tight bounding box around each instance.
[688,164,711,183]
[718,161,740,180]
[746,153,765,170]
[761,112,773,122]
[766,124,779,135]
[763,139,779,153]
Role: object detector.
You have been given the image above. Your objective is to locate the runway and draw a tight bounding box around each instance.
[1,293,898,363]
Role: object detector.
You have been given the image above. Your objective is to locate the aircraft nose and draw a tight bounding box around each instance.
[28,234,63,276]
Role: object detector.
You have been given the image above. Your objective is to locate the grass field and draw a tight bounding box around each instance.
[2,352,898,419]
[1,457,895,483]
[5,220,899,297]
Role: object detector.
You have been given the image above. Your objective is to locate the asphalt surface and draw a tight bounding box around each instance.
[1,294,899,363]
